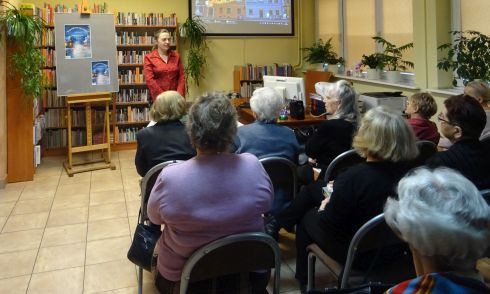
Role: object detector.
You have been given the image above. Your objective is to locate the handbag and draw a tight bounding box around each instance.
[127,222,162,272]
[293,126,316,144]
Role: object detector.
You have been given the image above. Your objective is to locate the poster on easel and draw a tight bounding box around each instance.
[54,13,119,96]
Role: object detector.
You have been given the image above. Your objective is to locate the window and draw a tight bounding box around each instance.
[460,0,490,35]
[249,9,253,16]
[345,0,376,68]
[227,7,231,14]
[316,0,340,56]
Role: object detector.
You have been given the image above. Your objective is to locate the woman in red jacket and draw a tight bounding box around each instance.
[144,29,185,102]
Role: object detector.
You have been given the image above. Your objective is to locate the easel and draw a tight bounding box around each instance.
[63,92,116,176]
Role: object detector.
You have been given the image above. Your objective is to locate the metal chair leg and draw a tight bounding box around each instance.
[307,253,316,291]
[138,266,143,294]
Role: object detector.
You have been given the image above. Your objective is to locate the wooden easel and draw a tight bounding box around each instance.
[63,92,116,176]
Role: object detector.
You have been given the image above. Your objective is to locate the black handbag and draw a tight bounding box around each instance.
[293,126,316,144]
[127,222,162,272]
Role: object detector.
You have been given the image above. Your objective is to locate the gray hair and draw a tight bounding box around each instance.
[250,87,285,121]
[186,93,237,152]
[316,80,359,123]
[384,167,490,271]
[150,91,186,122]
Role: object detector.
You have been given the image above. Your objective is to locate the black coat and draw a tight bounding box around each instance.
[135,120,196,176]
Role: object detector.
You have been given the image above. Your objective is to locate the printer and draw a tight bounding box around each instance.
[358,92,407,114]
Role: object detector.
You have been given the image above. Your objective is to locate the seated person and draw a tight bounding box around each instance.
[384,167,490,293]
[294,106,419,289]
[134,91,196,177]
[147,93,274,293]
[305,80,359,179]
[428,94,490,190]
[405,92,440,144]
[233,86,301,163]
[465,80,490,139]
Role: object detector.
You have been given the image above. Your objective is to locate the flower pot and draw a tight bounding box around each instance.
[327,63,338,75]
[366,68,381,80]
[179,26,186,38]
[385,70,401,83]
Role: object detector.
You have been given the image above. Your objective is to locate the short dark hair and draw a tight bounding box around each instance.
[445,94,486,139]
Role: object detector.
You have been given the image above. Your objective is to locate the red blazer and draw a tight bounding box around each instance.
[144,50,185,101]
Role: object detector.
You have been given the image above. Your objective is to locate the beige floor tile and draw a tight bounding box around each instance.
[26,175,60,187]
[51,194,89,211]
[0,216,6,231]
[91,169,121,178]
[104,283,159,294]
[0,229,44,254]
[4,181,27,191]
[85,236,131,265]
[56,182,91,197]
[124,188,141,202]
[34,167,62,178]
[28,266,84,294]
[0,201,16,217]
[90,181,124,193]
[19,190,56,201]
[59,172,92,186]
[0,275,31,294]
[89,190,125,206]
[0,250,37,279]
[121,168,139,179]
[269,263,299,293]
[89,203,127,222]
[87,218,130,241]
[125,201,140,217]
[34,243,86,273]
[117,150,136,160]
[0,189,22,203]
[119,159,136,170]
[41,223,87,248]
[12,198,53,215]
[2,212,49,233]
[84,260,137,293]
[47,207,88,227]
[122,180,140,192]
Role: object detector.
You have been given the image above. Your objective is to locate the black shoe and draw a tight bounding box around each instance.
[264,216,280,241]
[299,283,307,294]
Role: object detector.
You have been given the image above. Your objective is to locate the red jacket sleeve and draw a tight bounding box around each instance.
[176,54,186,98]
[144,52,164,102]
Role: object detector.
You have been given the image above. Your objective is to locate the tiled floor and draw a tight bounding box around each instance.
[0,150,336,294]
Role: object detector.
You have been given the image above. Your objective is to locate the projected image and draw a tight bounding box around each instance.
[64,24,92,59]
[190,0,293,35]
[91,61,110,86]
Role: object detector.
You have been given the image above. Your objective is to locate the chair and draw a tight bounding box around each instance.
[323,149,364,182]
[481,189,490,205]
[136,160,183,294]
[307,214,415,291]
[481,134,490,149]
[260,157,298,209]
[179,232,281,294]
[413,140,438,167]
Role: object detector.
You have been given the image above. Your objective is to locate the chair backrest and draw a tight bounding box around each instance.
[260,157,298,201]
[340,213,415,288]
[323,149,364,182]
[481,134,490,149]
[139,160,183,222]
[179,232,281,294]
[413,140,438,167]
[481,189,490,205]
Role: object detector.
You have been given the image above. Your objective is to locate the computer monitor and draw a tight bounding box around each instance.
[263,75,306,106]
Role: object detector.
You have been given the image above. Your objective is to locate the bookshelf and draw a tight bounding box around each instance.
[233,63,294,99]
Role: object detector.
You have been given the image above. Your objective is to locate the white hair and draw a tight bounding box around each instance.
[384,167,490,271]
[250,87,285,122]
[315,80,358,123]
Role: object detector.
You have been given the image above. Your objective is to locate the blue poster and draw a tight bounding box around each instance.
[64,24,92,59]
[91,61,110,86]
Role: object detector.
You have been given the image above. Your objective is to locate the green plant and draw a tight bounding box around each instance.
[361,53,386,70]
[181,16,207,88]
[302,38,344,65]
[373,36,413,71]
[437,30,490,86]
[0,1,45,99]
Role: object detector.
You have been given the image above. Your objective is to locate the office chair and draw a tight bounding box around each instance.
[260,157,298,214]
[180,232,281,294]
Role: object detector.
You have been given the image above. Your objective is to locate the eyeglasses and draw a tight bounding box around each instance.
[437,113,455,125]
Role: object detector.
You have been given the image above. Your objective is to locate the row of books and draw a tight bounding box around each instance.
[44,109,106,128]
[240,81,264,100]
[39,30,55,47]
[42,69,56,87]
[119,69,145,84]
[35,3,108,26]
[116,107,150,123]
[114,126,143,143]
[115,12,176,26]
[234,63,294,81]
[116,31,177,46]
[116,89,149,103]
[44,129,87,148]
[41,48,56,67]
[117,50,150,65]
[43,89,64,108]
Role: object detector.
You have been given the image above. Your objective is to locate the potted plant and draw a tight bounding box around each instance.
[0,1,45,99]
[361,52,386,80]
[302,38,344,74]
[180,16,207,89]
[373,36,413,83]
[437,30,490,86]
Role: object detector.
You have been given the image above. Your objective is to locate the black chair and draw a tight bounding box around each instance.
[137,160,183,294]
[413,140,438,167]
[179,232,281,294]
[323,149,364,182]
[260,156,298,205]
[307,214,415,291]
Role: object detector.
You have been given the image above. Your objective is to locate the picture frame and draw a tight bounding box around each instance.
[188,0,294,36]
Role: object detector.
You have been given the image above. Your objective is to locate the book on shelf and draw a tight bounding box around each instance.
[117,89,149,103]
[115,12,176,26]
[114,126,143,143]
[234,63,293,81]
[117,50,150,64]
[240,82,264,99]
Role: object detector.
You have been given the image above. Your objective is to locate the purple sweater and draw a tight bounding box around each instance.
[147,153,274,281]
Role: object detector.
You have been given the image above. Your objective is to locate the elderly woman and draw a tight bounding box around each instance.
[147,93,274,293]
[294,106,418,289]
[428,94,490,190]
[306,80,359,179]
[465,80,490,139]
[134,91,196,177]
[384,167,490,293]
[233,86,301,162]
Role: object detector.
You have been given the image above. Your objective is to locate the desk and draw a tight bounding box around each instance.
[233,99,326,128]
